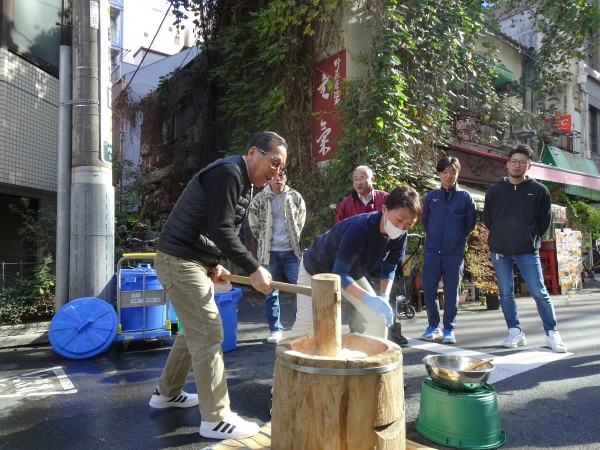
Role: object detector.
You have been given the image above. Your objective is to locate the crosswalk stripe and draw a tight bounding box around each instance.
[403,338,572,383]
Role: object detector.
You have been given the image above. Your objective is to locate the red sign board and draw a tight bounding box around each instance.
[545,113,572,134]
[311,50,346,162]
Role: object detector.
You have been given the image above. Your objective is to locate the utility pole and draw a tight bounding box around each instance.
[69,0,114,302]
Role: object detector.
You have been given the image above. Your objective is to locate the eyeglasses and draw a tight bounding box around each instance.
[353,176,369,182]
[508,159,530,167]
[274,171,287,179]
[258,148,286,172]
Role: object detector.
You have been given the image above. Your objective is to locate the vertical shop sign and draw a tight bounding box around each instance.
[99,0,112,163]
[311,50,346,162]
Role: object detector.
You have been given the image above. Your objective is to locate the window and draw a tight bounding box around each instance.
[591,106,599,154]
[4,0,67,76]
[173,104,194,139]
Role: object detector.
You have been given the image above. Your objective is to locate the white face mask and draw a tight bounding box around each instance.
[384,212,406,239]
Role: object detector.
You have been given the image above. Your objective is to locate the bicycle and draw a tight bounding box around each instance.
[581,252,600,285]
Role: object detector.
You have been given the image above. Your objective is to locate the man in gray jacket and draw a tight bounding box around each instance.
[484,144,566,353]
[248,170,306,343]
[149,131,287,440]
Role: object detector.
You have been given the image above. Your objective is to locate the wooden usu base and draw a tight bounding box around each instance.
[271,333,405,449]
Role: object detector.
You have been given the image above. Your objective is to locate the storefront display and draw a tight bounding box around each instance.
[555,229,583,293]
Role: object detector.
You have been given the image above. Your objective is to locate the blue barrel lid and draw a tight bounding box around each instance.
[49,297,118,359]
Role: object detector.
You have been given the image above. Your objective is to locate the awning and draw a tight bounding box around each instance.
[492,65,515,86]
[538,145,600,201]
[445,143,600,201]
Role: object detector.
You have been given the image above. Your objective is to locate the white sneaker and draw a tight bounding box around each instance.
[502,328,526,348]
[199,412,260,440]
[149,386,199,409]
[267,331,282,344]
[546,330,567,353]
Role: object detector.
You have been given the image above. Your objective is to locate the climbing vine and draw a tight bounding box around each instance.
[113,0,600,247]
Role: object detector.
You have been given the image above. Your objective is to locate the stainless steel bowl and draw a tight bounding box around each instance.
[422,355,494,391]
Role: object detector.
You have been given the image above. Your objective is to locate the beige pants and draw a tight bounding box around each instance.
[288,258,388,339]
[154,250,230,422]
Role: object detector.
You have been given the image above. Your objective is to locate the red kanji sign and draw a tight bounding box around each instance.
[311,50,346,162]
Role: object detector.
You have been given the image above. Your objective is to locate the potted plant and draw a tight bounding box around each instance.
[465,222,498,308]
[484,285,500,310]
[459,280,468,304]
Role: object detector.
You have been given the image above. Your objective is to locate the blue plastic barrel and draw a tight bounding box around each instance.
[215,288,243,352]
[120,264,166,331]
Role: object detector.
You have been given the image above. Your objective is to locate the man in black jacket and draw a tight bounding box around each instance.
[148,131,287,440]
[484,145,567,353]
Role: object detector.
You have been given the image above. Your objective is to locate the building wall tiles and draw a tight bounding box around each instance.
[0,48,58,194]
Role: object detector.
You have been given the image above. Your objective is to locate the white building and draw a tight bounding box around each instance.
[110,0,197,83]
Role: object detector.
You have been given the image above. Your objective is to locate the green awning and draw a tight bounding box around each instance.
[542,145,600,201]
[492,65,515,86]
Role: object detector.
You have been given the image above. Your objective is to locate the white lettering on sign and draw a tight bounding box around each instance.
[317,120,332,156]
[333,57,341,106]
[0,366,77,398]
[317,73,330,100]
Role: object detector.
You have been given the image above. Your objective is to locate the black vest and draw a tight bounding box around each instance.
[157,155,250,266]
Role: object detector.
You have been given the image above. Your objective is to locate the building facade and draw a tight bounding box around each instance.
[0,0,66,262]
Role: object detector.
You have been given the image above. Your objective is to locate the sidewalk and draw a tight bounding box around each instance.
[0,319,50,348]
[1,278,598,350]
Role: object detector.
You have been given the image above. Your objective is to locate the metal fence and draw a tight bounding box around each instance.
[0,261,55,296]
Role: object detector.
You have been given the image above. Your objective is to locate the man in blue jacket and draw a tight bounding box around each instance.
[421,156,476,344]
[484,145,566,353]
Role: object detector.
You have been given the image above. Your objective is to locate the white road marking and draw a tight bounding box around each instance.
[0,366,77,398]
[487,348,572,384]
[404,338,572,383]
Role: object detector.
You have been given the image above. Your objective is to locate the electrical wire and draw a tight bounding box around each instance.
[124,3,172,91]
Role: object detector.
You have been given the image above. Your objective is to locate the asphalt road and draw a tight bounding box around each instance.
[1,283,599,450]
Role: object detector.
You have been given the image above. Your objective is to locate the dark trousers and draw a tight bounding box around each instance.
[422,252,464,331]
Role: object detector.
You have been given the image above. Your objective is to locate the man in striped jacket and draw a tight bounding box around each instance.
[248,170,306,343]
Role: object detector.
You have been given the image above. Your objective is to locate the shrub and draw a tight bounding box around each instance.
[0,257,55,324]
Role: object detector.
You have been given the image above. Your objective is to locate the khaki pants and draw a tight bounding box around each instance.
[288,258,388,339]
[154,250,230,422]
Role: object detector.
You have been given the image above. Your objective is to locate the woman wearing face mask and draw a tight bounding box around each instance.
[288,186,421,339]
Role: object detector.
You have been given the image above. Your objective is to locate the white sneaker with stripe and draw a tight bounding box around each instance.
[199,412,260,440]
[149,386,199,409]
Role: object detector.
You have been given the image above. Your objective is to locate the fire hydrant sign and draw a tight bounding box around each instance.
[311,50,346,162]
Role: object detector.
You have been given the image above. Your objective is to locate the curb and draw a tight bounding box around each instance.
[0,320,50,349]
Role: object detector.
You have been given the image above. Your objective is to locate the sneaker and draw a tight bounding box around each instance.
[149,386,199,409]
[502,328,526,348]
[267,331,283,344]
[442,329,456,344]
[546,330,567,353]
[421,326,442,341]
[200,412,260,440]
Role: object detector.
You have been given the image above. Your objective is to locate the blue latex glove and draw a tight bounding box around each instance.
[362,293,395,327]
